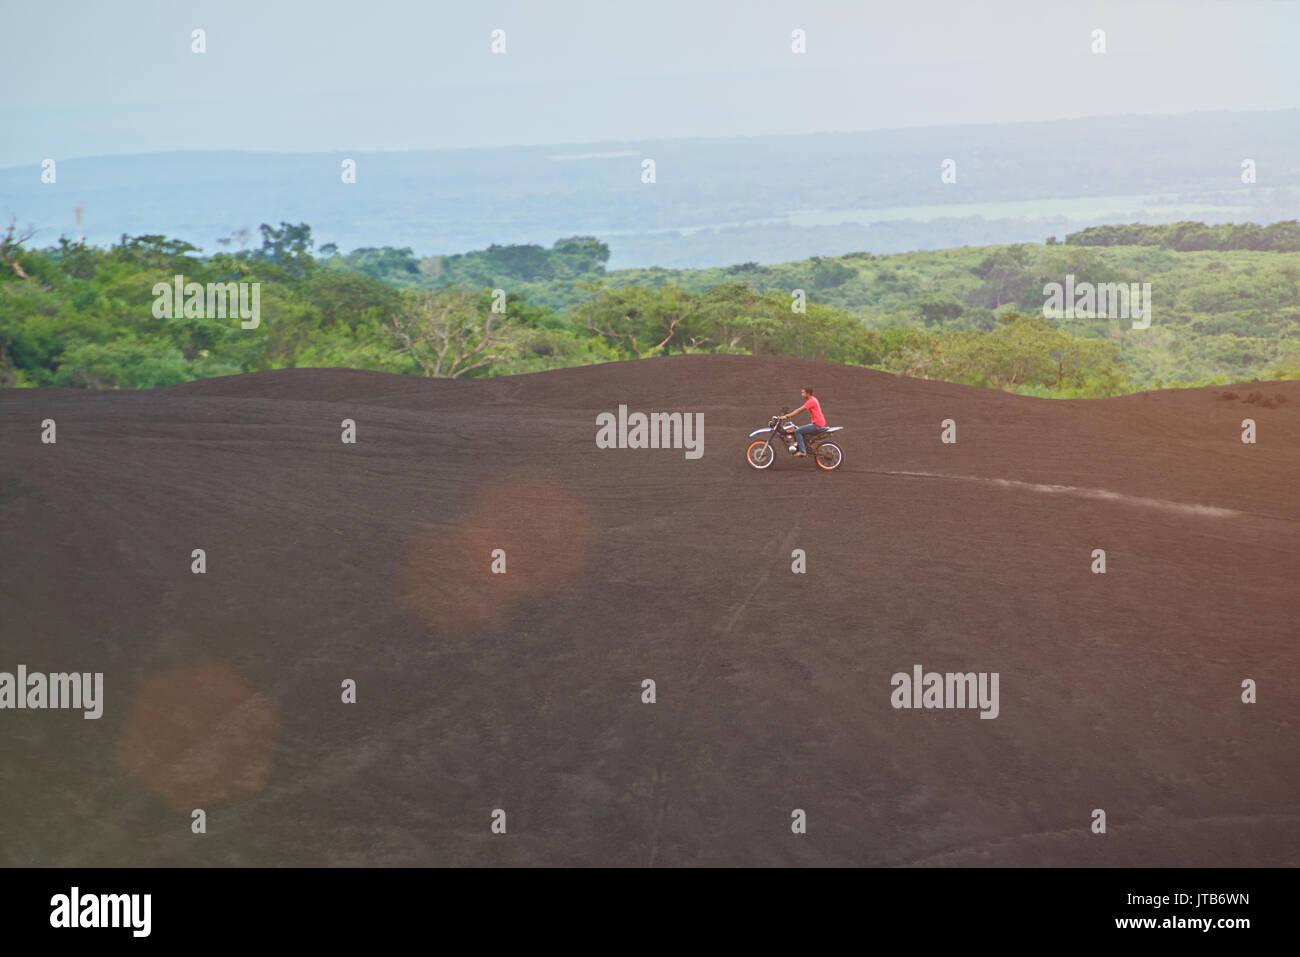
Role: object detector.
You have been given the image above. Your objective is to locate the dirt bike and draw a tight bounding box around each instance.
[745,412,843,471]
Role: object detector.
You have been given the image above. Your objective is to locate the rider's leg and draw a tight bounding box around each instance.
[794,424,816,454]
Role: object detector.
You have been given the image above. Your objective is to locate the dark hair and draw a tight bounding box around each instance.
[802,386,814,395]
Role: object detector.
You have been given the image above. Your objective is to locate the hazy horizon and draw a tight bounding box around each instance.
[6,104,1299,171]
[6,1,1300,267]
[5,0,1300,168]
[5,109,1298,268]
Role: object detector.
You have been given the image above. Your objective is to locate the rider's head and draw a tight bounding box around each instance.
[801,386,814,399]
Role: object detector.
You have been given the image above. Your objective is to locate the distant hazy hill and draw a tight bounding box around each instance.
[3,111,1299,269]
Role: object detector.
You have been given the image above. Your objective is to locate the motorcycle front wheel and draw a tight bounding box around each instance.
[746,440,775,469]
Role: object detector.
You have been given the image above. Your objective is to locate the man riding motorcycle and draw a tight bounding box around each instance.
[777,386,826,457]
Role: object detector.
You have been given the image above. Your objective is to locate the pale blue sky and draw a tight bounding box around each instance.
[3,0,1299,167]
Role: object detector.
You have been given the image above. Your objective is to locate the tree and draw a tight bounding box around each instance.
[481,243,554,281]
[810,256,855,289]
[110,234,200,271]
[971,244,1034,307]
[912,292,966,327]
[308,271,401,328]
[573,286,701,357]
[1,218,36,279]
[342,246,420,283]
[255,222,315,275]
[1262,220,1300,252]
[551,236,610,275]
[387,289,519,377]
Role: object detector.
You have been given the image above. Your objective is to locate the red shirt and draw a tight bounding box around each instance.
[799,396,826,427]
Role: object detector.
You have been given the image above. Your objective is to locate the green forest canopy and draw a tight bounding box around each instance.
[1,219,1298,396]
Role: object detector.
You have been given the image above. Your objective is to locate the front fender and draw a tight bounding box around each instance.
[748,428,774,438]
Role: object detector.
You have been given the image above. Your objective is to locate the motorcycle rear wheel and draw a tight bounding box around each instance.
[815,442,842,471]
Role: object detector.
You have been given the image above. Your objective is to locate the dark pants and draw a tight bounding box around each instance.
[794,424,825,453]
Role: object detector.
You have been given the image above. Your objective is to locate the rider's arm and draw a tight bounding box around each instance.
[782,400,810,420]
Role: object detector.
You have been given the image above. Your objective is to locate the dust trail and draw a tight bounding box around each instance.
[871,470,1242,519]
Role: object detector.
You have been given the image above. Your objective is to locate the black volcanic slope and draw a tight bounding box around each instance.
[1,356,1297,866]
